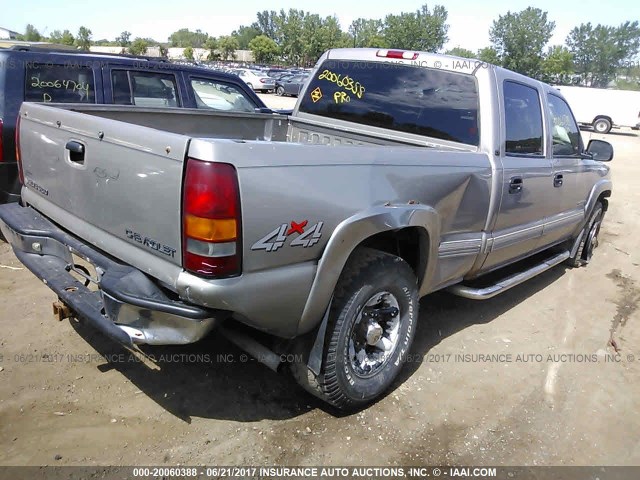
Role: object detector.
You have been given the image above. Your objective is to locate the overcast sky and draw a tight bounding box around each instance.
[1,0,637,51]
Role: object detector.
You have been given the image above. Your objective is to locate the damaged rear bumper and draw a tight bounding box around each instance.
[0,202,227,346]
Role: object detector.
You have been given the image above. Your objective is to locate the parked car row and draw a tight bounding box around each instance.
[212,65,311,96]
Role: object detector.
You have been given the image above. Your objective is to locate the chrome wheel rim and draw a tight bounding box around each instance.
[348,291,401,378]
[595,122,608,133]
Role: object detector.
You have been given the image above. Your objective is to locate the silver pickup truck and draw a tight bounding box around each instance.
[0,48,614,410]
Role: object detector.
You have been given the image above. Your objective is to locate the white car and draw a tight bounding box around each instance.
[234,69,275,93]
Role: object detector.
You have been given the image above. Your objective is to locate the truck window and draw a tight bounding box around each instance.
[504,81,543,156]
[189,78,255,112]
[112,70,180,107]
[25,64,95,103]
[299,60,479,146]
[547,94,582,156]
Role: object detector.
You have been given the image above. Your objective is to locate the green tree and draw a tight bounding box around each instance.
[383,4,449,52]
[116,31,132,47]
[204,37,219,61]
[541,45,574,84]
[183,46,194,61]
[20,24,42,42]
[76,26,92,50]
[477,46,500,65]
[169,28,209,48]
[276,9,305,65]
[232,25,261,49]
[253,10,280,40]
[446,47,475,58]
[567,21,640,87]
[489,7,555,78]
[60,30,75,46]
[248,35,279,64]
[49,30,63,43]
[218,35,239,61]
[128,38,148,56]
[349,18,387,48]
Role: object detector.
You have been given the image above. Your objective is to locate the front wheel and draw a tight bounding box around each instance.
[294,248,419,410]
[276,86,285,96]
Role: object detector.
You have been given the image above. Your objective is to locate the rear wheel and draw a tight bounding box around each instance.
[292,248,418,410]
[276,86,285,96]
[593,118,612,134]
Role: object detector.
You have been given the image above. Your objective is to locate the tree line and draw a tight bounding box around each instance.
[16,5,640,88]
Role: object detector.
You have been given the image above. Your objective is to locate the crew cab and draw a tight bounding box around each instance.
[0,48,613,410]
[0,45,270,204]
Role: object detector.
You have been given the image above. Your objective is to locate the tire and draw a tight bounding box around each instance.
[293,247,419,410]
[276,86,285,96]
[567,202,604,267]
[593,118,612,134]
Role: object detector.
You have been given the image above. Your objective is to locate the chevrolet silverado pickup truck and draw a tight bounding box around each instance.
[0,48,614,410]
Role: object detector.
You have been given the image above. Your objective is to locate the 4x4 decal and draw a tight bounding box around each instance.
[252,220,324,252]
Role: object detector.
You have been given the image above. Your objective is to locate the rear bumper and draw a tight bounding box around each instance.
[0,202,227,346]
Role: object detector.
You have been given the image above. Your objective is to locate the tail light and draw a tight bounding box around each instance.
[259,78,266,83]
[376,49,419,60]
[182,159,241,278]
[15,115,24,184]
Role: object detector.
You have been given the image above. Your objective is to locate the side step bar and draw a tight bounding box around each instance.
[447,251,570,300]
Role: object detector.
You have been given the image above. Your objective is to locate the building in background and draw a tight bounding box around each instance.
[0,27,20,40]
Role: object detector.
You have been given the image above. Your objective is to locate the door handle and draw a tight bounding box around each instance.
[554,173,564,187]
[65,140,85,164]
[509,176,523,194]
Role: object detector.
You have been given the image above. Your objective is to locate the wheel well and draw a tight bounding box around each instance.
[357,227,428,285]
[593,116,612,124]
[598,191,611,212]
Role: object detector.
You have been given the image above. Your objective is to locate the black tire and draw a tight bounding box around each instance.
[593,118,612,134]
[567,202,604,267]
[276,86,285,96]
[292,247,419,410]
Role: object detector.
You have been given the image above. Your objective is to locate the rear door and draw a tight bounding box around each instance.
[102,67,186,108]
[483,79,554,271]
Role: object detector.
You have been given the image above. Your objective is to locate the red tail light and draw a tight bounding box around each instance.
[182,159,241,278]
[15,115,24,184]
[376,49,419,60]
[259,78,266,83]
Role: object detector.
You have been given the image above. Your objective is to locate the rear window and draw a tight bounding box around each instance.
[299,60,479,145]
[25,64,95,103]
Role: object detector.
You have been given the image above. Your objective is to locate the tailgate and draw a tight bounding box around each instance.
[18,103,189,285]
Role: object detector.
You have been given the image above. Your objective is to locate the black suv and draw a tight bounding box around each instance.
[0,46,270,204]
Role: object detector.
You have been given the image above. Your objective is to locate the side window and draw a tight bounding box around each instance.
[190,78,255,112]
[25,64,95,103]
[547,94,582,156]
[112,70,180,107]
[504,81,544,156]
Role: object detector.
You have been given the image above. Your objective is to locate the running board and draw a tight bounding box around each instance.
[447,251,570,300]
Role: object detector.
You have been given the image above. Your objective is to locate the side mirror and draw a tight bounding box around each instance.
[586,139,613,162]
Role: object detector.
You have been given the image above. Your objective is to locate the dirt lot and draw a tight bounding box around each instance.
[0,95,638,467]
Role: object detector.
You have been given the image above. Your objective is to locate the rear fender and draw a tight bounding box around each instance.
[296,204,439,335]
